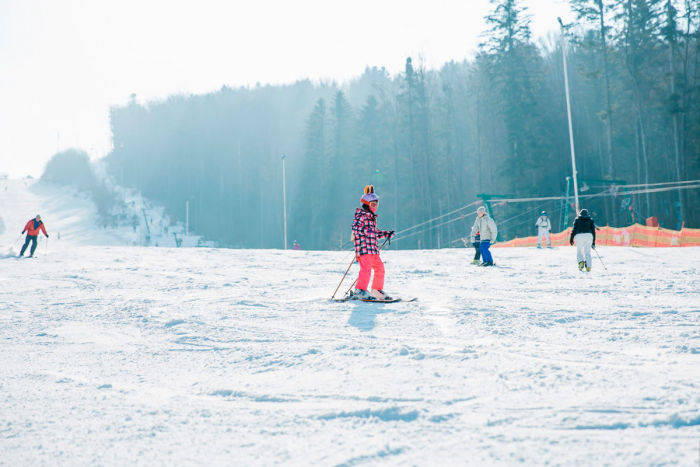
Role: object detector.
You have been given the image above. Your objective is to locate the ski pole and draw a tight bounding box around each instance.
[332,254,357,300]
[341,236,391,298]
[340,248,356,263]
[11,233,22,249]
[342,277,360,299]
[593,247,607,270]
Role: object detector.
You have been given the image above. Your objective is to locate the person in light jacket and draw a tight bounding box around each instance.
[535,210,552,248]
[471,206,498,267]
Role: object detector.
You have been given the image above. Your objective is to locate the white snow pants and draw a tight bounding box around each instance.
[538,228,551,246]
[575,233,593,266]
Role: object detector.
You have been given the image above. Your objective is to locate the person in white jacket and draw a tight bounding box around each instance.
[471,206,498,267]
[535,211,552,248]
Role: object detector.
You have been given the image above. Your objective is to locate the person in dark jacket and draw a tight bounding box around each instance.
[20,215,49,257]
[569,209,596,271]
[470,231,481,265]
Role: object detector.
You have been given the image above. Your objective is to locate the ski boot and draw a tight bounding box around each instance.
[350,289,376,301]
[472,259,479,265]
[376,290,393,301]
[578,261,585,271]
[481,261,494,267]
[537,245,542,249]
[585,262,591,272]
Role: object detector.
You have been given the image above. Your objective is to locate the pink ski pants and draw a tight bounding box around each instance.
[356,254,385,291]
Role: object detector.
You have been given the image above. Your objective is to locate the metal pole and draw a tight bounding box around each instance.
[559,18,580,215]
[282,155,288,250]
[57,133,60,153]
[185,200,189,238]
[563,176,572,229]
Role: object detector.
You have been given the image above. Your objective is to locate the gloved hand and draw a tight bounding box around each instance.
[592,243,595,250]
[570,240,574,246]
[387,230,395,238]
[46,235,50,238]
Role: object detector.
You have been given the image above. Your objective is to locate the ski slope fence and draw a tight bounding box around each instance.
[493,224,700,248]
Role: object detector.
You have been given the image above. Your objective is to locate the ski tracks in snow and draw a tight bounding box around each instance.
[0,246,699,466]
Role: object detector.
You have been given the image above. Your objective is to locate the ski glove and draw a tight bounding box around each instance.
[46,235,49,238]
[570,240,574,246]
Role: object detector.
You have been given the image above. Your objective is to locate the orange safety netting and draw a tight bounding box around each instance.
[493,224,700,248]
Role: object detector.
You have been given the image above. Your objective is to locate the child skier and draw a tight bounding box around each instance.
[570,208,596,271]
[469,230,481,264]
[349,185,395,301]
[20,214,49,258]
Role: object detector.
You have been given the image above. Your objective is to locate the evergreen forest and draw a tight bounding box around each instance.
[104,0,700,249]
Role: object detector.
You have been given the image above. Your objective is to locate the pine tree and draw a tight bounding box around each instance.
[618,0,664,217]
[481,0,551,196]
[569,0,620,225]
[662,0,686,224]
[328,91,355,247]
[299,98,329,247]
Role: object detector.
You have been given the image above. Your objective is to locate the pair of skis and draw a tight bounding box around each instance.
[334,296,417,304]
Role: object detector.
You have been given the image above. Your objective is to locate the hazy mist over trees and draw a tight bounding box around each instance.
[43,149,120,220]
[104,0,700,249]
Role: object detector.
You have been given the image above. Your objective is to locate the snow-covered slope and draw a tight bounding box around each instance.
[0,178,197,254]
[1,244,698,466]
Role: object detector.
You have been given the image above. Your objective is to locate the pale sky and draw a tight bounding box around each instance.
[0,0,574,178]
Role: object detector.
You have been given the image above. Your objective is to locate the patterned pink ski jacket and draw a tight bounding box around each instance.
[352,207,391,256]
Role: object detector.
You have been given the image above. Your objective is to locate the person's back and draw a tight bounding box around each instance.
[572,215,595,236]
[570,209,596,271]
